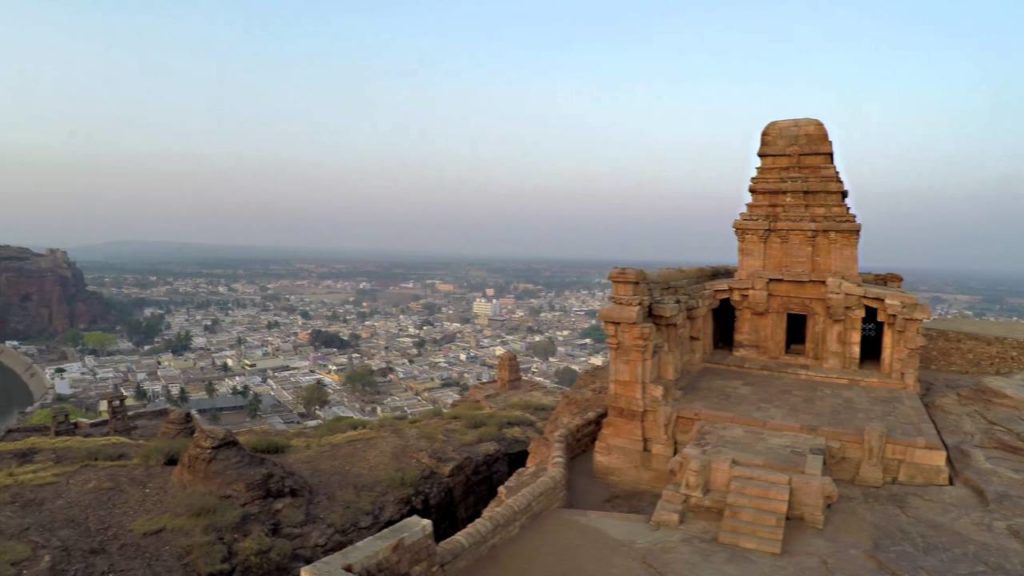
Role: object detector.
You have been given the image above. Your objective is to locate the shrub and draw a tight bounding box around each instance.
[243,436,291,455]
[138,438,191,466]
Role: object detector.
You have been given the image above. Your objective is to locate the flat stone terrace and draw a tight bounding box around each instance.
[675,366,943,449]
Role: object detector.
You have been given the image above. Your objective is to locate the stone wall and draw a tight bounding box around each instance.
[300,516,441,576]
[921,328,1024,375]
[298,405,607,576]
[435,408,605,574]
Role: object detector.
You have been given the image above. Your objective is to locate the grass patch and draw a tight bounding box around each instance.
[0,435,137,453]
[0,541,32,570]
[315,416,370,436]
[138,438,191,466]
[505,398,556,415]
[293,428,379,448]
[0,460,132,488]
[26,405,98,425]
[242,435,291,455]
[445,408,534,430]
[131,493,244,537]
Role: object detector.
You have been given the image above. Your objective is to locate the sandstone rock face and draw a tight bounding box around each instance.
[496,352,522,391]
[157,409,196,439]
[0,246,107,340]
[173,425,310,504]
[921,327,1024,375]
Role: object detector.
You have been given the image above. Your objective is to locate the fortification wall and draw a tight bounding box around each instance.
[921,328,1024,375]
[0,345,50,401]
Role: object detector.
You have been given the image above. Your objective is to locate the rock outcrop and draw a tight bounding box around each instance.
[157,409,195,439]
[0,246,107,340]
[173,425,310,504]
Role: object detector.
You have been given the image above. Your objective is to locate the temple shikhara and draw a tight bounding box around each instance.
[594,118,949,554]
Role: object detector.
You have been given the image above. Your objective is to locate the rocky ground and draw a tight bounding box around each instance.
[0,389,560,576]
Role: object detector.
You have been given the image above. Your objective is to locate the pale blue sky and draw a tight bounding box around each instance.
[1,1,1021,270]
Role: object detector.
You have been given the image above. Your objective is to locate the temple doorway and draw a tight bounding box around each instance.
[785,313,807,355]
[860,306,884,369]
[712,298,735,351]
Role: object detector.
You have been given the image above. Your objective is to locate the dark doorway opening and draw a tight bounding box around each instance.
[712,298,735,352]
[860,306,884,369]
[785,313,807,355]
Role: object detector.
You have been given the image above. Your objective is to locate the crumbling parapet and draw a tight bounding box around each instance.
[300,516,442,576]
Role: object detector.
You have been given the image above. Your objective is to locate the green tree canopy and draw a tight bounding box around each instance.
[300,381,330,414]
[580,323,607,344]
[527,338,557,361]
[345,365,377,394]
[554,366,580,387]
[83,331,118,354]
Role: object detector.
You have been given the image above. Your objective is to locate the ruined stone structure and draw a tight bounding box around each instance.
[106,391,131,435]
[593,119,948,554]
[50,405,76,437]
[495,351,522,391]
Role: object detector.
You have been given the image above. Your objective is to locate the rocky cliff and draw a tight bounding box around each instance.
[0,245,107,340]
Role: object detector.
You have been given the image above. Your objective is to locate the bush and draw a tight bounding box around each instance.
[243,436,291,455]
[316,416,369,436]
[138,438,191,466]
[233,530,292,576]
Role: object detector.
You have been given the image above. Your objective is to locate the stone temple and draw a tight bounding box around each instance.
[593,118,948,554]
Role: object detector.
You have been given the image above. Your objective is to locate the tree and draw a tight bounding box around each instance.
[345,365,377,394]
[204,381,217,398]
[298,309,313,321]
[126,313,166,347]
[177,386,190,406]
[246,392,262,418]
[63,329,84,348]
[309,329,348,351]
[83,331,118,354]
[220,360,231,373]
[527,338,557,361]
[327,310,341,321]
[167,330,193,355]
[554,366,580,387]
[300,381,330,414]
[580,324,607,344]
[421,301,441,315]
[240,383,252,399]
[133,382,148,402]
[229,385,242,397]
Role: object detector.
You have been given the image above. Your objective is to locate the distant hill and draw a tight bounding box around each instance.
[68,240,428,265]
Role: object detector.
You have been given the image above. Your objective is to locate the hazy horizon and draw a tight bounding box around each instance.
[3,2,1022,272]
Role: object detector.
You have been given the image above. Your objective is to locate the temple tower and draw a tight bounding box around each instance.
[734,119,861,281]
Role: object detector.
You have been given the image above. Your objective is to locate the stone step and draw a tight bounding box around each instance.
[731,465,790,485]
[729,477,790,501]
[726,492,789,514]
[723,505,786,527]
[718,528,784,554]
[720,517,785,541]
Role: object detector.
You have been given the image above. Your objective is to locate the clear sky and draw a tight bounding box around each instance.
[2,1,1021,270]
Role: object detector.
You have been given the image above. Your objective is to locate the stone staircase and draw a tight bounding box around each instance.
[717,466,791,554]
